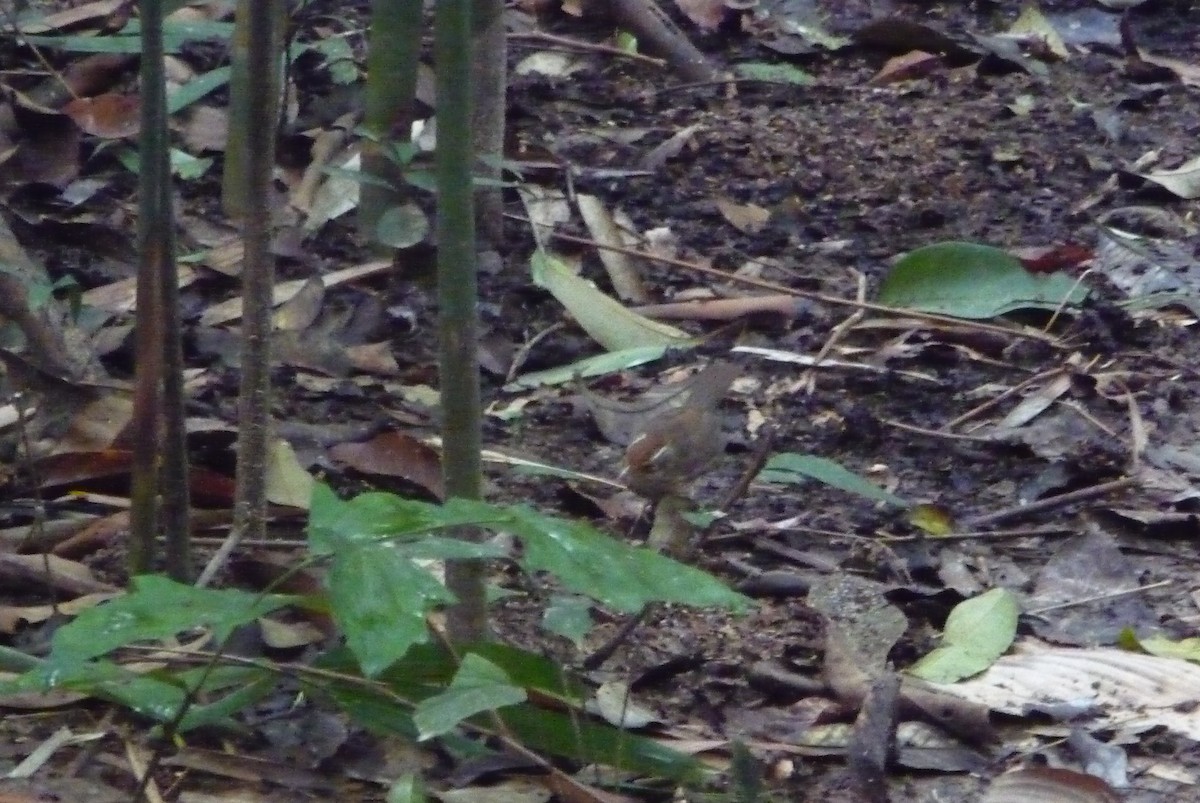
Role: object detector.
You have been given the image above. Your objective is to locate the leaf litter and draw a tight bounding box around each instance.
[2,0,1200,800]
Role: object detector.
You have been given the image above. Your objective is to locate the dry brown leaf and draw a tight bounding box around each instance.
[329,431,444,498]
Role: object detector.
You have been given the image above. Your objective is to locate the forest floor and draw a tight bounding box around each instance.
[1,0,1200,801]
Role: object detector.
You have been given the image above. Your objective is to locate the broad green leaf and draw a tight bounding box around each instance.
[376,202,430,248]
[504,506,750,613]
[173,668,276,732]
[321,642,698,777]
[500,705,704,782]
[413,655,526,740]
[530,250,691,352]
[468,643,587,700]
[909,588,1020,682]
[308,483,503,553]
[329,542,455,677]
[878,241,1088,319]
[310,36,359,85]
[393,536,507,561]
[318,673,420,739]
[320,641,586,706]
[542,595,594,647]
[0,660,270,733]
[50,576,294,663]
[759,453,910,508]
[312,487,748,618]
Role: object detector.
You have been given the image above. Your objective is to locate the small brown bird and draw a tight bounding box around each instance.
[619,361,739,501]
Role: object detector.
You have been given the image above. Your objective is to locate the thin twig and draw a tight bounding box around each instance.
[943,367,1066,431]
[1027,579,1172,617]
[801,271,866,394]
[509,31,665,66]
[962,477,1135,529]
[717,425,776,511]
[507,322,563,383]
[581,608,647,671]
[879,417,999,442]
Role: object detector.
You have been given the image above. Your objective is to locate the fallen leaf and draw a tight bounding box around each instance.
[715,197,771,234]
[329,431,444,499]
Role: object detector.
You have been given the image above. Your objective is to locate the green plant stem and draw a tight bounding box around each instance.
[436,0,486,645]
[227,0,282,570]
[359,0,422,247]
[130,0,173,575]
[471,0,505,246]
[220,0,251,217]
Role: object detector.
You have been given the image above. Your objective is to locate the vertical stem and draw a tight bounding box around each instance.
[130,0,172,574]
[360,0,422,247]
[232,0,282,547]
[436,0,487,644]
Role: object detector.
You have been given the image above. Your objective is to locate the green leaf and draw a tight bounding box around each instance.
[22,20,234,54]
[321,641,698,778]
[470,643,587,700]
[173,667,277,732]
[413,655,527,739]
[311,487,748,625]
[506,346,669,389]
[384,141,419,166]
[322,165,396,190]
[878,241,1088,319]
[503,506,751,613]
[123,19,236,42]
[330,541,455,676]
[18,34,145,54]
[171,149,213,180]
[308,483,502,554]
[1135,634,1200,662]
[404,169,437,192]
[530,250,692,352]
[387,774,427,803]
[375,202,430,249]
[734,62,813,85]
[759,454,910,508]
[26,282,53,310]
[542,594,594,647]
[310,36,359,85]
[908,588,1020,682]
[393,536,507,561]
[50,576,294,663]
[318,672,420,739]
[499,705,704,781]
[167,67,232,113]
[0,660,271,733]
